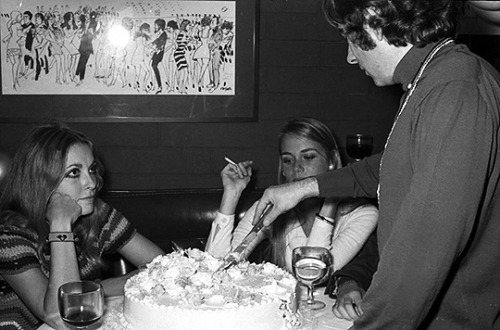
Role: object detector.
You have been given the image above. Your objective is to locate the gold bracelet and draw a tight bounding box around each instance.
[47,232,75,243]
[315,213,335,226]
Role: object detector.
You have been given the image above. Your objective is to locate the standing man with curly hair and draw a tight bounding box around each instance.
[252,1,500,328]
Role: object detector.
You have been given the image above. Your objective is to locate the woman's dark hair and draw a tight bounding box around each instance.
[61,11,77,30]
[0,123,104,270]
[221,21,233,31]
[76,14,86,31]
[34,12,47,29]
[180,19,190,32]
[200,15,212,27]
[167,20,178,30]
[23,11,33,20]
[323,0,461,50]
[88,11,98,33]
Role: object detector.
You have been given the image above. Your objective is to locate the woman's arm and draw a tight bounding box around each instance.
[306,197,337,248]
[1,193,83,328]
[118,232,164,267]
[329,204,378,271]
[205,212,236,257]
[331,231,379,321]
[205,160,252,257]
[2,31,11,43]
[219,160,252,215]
[2,252,79,329]
[102,232,164,297]
[230,201,268,258]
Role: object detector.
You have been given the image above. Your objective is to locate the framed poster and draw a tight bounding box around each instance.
[0,0,259,122]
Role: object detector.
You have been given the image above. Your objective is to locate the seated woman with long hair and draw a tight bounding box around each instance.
[0,124,164,330]
[205,117,378,273]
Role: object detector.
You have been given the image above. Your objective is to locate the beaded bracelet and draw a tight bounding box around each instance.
[47,232,75,243]
[315,213,335,226]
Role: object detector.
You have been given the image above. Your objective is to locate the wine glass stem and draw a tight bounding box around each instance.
[307,285,315,304]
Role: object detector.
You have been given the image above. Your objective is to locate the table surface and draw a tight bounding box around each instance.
[38,288,353,330]
[298,286,354,330]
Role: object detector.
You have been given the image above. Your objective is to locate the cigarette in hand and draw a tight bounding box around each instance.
[224,156,247,178]
[224,157,238,167]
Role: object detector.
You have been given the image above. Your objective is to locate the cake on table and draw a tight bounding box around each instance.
[123,248,299,330]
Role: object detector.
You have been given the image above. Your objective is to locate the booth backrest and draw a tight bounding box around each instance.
[100,189,264,277]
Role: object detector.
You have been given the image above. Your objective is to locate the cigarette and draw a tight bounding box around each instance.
[224,157,237,166]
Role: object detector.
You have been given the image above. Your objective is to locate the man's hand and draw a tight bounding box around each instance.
[253,177,320,226]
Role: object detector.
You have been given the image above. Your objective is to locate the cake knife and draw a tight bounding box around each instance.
[216,204,273,272]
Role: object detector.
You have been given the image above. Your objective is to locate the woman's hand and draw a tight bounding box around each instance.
[219,160,252,216]
[46,192,82,230]
[221,160,253,195]
[332,282,364,321]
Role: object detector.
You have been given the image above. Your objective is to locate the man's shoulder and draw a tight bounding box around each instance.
[426,43,499,86]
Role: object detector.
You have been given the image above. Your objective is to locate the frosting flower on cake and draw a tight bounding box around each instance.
[131,249,295,308]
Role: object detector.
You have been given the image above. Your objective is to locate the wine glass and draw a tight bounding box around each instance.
[346,134,373,161]
[292,246,333,311]
[58,281,104,329]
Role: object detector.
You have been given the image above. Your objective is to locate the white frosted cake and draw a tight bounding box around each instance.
[123,249,299,330]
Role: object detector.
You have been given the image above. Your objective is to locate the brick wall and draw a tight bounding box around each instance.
[0,0,408,191]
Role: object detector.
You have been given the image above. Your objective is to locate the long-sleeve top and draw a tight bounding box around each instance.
[316,41,500,329]
[330,230,378,294]
[205,200,378,273]
[0,199,137,330]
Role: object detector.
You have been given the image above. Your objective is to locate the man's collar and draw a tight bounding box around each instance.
[393,42,438,91]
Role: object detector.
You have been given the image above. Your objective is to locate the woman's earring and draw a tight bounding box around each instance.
[328,164,334,170]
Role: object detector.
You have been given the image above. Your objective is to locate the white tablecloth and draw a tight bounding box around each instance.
[38,288,353,330]
[297,286,354,330]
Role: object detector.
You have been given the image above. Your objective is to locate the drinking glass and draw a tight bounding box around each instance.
[346,134,373,161]
[58,281,104,329]
[292,246,333,311]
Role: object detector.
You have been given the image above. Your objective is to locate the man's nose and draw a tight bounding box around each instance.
[347,45,358,64]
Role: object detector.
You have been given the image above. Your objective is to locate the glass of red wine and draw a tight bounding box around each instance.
[346,134,373,161]
[58,281,104,329]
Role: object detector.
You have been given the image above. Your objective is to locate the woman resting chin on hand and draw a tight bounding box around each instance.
[0,124,164,330]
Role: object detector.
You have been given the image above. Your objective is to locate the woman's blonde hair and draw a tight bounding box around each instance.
[277,117,340,184]
[269,117,366,269]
